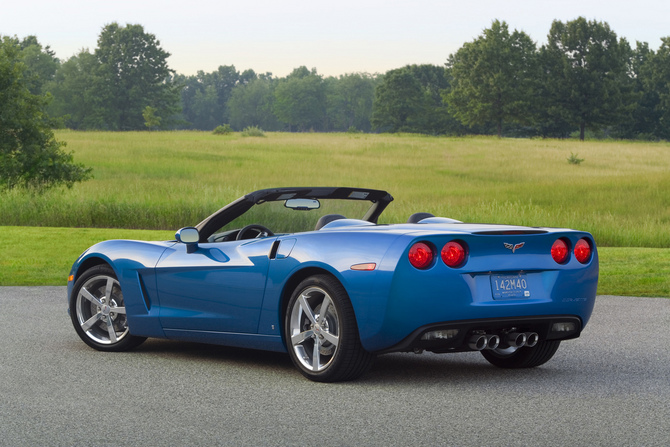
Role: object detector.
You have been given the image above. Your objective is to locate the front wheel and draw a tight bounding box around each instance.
[285,275,374,382]
[69,265,146,352]
[481,340,561,368]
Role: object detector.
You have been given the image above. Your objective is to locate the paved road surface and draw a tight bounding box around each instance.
[0,287,668,446]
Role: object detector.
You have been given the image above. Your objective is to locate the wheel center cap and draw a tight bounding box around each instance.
[313,323,322,334]
[101,304,111,316]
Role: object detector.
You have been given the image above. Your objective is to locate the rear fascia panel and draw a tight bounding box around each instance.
[361,231,598,352]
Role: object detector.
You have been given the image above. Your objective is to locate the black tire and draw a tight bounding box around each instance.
[285,274,374,382]
[69,265,147,352]
[481,340,561,368]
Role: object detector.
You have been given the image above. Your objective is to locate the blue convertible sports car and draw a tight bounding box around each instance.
[67,187,598,382]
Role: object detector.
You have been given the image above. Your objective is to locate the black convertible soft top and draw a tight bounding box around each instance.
[195,187,394,241]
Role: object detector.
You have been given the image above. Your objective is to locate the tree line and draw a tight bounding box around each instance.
[5,18,670,141]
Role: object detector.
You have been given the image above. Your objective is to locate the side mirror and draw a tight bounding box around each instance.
[176,227,200,253]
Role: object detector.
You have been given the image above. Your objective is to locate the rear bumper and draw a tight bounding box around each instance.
[376,314,582,354]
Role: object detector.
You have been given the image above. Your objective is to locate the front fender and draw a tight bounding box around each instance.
[67,239,174,338]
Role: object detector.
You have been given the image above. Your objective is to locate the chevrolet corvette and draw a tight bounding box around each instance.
[67,187,598,382]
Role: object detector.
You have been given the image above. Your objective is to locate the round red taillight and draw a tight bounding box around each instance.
[408,242,434,269]
[441,241,467,268]
[574,238,592,264]
[551,239,570,264]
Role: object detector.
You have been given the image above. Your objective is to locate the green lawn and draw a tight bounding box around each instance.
[0,226,667,297]
[0,226,172,286]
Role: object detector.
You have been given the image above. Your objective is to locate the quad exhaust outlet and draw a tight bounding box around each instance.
[468,332,539,351]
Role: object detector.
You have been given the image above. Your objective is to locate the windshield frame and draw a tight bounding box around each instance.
[195,187,393,241]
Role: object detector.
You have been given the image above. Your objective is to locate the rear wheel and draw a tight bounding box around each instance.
[285,275,374,382]
[70,265,146,351]
[481,340,561,368]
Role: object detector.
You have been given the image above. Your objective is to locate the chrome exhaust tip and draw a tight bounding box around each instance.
[486,334,500,350]
[524,332,539,347]
[505,332,527,348]
[468,335,488,351]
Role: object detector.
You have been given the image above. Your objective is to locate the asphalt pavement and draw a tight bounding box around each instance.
[0,287,668,446]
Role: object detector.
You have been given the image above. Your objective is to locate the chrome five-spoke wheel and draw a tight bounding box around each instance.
[289,286,340,372]
[69,265,146,351]
[285,275,374,382]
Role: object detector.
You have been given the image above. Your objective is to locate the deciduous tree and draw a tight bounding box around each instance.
[0,36,90,191]
[177,65,248,130]
[45,50,103,129]
[372,65,452,134]
[445,20,537,137]
[18,36,59,95]
[326,73,376,132]
[371,68,424,132]
[273,67,325,131]
[228,76,279,130]
[539,18,633,140]
[641,37,670,139]
[611,42,659,139]
[95,23,180,130]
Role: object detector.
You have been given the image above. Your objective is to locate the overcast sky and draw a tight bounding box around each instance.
[2,0,669,77]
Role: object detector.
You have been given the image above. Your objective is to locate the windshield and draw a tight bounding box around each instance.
[213,198,372,235]
[196,187,393,243]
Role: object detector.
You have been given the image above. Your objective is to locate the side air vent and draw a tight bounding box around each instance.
[138,273,152,310]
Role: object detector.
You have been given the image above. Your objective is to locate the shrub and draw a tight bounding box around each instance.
[213,124,233,135]
[567,152,585,165]
[241,126,265,137]
[143,106,162,129]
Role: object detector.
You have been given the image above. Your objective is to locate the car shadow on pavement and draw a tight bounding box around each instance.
[134,338,295,367]
[358,350,568,386]
[125,338,567,386]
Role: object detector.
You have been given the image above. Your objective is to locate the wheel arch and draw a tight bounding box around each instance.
[74,256,113,282]
[68,255,119,306]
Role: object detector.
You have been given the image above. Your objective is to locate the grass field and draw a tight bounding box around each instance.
[1,131,668,247]
[1,131,668,295]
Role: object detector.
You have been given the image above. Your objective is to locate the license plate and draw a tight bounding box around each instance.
[490,273,531,300]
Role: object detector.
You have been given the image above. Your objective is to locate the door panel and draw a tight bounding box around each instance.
[155,237,277,333]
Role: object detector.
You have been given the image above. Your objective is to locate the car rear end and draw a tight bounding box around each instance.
[364,225,598,354]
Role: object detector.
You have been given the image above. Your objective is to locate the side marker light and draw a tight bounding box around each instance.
[351,263,377,271]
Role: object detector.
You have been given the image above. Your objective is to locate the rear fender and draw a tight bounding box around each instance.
[257,232,404,348]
